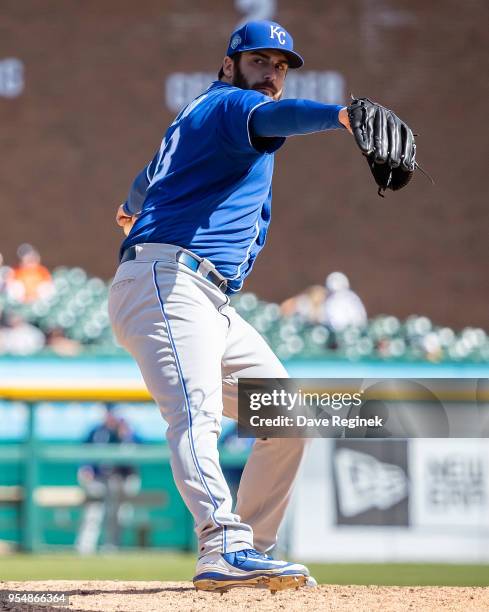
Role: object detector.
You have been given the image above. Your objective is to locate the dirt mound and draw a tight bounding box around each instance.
[1,581,488,612]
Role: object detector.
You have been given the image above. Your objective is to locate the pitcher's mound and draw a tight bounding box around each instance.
[1,581,488,611]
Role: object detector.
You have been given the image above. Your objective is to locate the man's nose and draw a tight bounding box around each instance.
[263,70,277,82]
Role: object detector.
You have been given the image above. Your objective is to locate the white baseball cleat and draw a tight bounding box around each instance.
[193,548,310,593]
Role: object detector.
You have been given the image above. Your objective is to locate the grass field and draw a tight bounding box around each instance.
[0,553,488,586]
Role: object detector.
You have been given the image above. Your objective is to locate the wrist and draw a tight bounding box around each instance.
[338,107,352,133]
[122,201,133,216]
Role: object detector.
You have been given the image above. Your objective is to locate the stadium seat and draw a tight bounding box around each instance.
[1,266,488,362]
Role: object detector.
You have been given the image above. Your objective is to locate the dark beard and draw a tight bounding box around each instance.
[232,61,280,98]
[232,62,252,90]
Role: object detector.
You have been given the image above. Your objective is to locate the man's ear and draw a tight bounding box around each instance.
[222,56,234,79]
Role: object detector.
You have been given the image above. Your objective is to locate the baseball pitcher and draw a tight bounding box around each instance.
[109,20,417,593]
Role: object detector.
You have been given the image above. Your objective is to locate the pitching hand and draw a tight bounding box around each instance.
[116,204,137,236]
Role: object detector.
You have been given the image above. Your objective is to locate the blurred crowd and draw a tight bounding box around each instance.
[281,271,367,332]
[0,243,54,303]
[0,245,487,362]
[0,244,81,356]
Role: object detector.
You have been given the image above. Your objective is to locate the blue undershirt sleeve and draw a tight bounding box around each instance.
[249,99,346,138]
[123,153,159,215]
[123,169,149,215]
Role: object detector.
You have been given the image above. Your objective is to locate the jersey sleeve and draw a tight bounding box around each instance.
[218,89,286,156]
[123,152,160,215]
[250,99,345,137]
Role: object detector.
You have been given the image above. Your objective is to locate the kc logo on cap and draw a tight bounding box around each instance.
[270,25,286,45]
[225,20,304,69]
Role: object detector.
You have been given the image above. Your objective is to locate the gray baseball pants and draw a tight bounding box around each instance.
[108,243,307,557]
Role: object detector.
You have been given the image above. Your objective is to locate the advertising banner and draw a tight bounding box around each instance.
[333,440,409,526]
[410,439,489,529]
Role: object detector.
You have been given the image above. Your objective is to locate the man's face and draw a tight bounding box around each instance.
[231,50,288,100]
[105,412,119,430]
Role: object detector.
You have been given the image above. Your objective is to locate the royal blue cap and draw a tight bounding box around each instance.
[226,20,304,69]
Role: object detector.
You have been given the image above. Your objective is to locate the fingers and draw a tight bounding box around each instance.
[380,110,415,171]
[117,216,133,227]
[349,100,375,154]
[386,112,401,168]
[116,205,133,227]
[123,218,136,236]
[400,124,416,170]
[373,107,388,164]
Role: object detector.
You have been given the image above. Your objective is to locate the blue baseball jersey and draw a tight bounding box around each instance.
[121,81,285,294]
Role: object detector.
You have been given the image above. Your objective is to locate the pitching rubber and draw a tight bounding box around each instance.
[193,572,308,593]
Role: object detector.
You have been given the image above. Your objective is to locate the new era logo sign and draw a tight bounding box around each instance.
[334,448,408,517]
[332,440,410,526]
[270,25,286,45]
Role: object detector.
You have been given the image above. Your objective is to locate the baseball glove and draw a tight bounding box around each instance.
[347,97,417,196]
